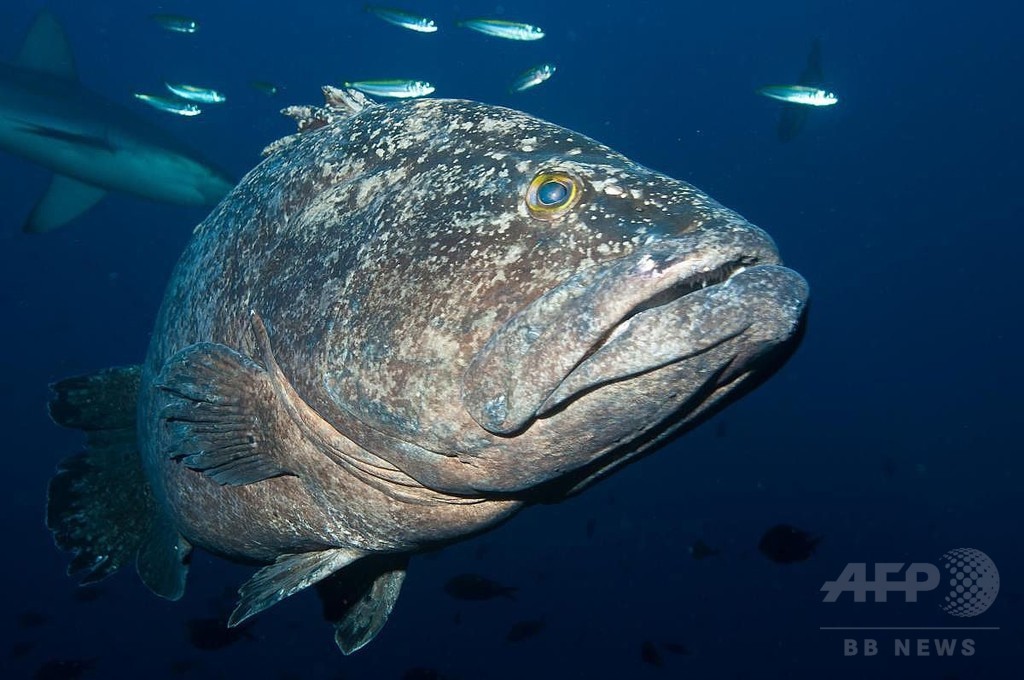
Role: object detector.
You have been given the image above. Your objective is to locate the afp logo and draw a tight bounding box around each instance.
[821,548,1000,616]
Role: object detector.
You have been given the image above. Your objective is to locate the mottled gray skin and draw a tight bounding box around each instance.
[139,90,807,570]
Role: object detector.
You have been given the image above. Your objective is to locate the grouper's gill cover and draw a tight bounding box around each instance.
[44,86,809,655]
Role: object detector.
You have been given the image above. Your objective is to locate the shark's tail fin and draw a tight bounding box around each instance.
[45,366,191,599]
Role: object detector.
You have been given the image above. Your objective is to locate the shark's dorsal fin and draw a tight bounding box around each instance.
[261,86,376,157]
[17,11,77,80]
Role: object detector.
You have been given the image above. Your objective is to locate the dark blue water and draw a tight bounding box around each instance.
[1,1,1020,678]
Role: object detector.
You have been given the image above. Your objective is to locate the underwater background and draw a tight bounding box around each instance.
[1,0,1020,678]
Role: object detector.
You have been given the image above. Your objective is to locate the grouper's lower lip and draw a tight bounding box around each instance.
[535,263,809,417]
[462,221,797,435]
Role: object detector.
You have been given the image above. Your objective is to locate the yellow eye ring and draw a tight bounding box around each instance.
[526,171,580,218]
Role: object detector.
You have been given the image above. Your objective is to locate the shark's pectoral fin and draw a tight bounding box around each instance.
[17,11,76,80]
[315,554,409,654]
[228,548,363,627]
[25,175,106,233]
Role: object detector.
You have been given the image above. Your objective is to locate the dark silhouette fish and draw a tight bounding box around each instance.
[505,618,545,642]
[71,586,104,603]
[757,523,822,563]
[168,659,198,676]
[688,538,721,560]
[443,573,517,601]
[640,641,663,667]
[662,641,690,655]
[10,640,36,660]
[777,39,825,142]
[17,611,48,628]
[402,668,450,680]
[45,86,808,655]
[185,616,255,651]
[32,658,97,680]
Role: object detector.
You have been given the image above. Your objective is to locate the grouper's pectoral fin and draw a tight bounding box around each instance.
[156,315,299,486]
[315,554,409,654]
[228,547,364,627]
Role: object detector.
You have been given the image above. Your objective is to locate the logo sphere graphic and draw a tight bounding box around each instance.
[939,548,999,617]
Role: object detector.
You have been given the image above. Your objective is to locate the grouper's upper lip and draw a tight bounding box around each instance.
[461,221,784,435]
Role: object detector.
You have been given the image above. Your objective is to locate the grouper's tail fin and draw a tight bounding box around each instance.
[45,366,191,599]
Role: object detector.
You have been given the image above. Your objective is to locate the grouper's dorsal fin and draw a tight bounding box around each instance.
[261,85,376,157]
[17,11,77,80]
[322,85,374,115]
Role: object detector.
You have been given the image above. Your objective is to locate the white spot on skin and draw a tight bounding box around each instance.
[637,255,658,274]
[478,117,506,133]
[495,243,525,266]
[448,119,475,132]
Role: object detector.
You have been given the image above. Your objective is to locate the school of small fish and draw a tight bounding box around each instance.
[140,7,554,117]
[356,8,552,97]
[138,13,279,117]
[143,6,840,126]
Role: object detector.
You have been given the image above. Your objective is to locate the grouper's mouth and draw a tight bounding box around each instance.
[461,220,809,436]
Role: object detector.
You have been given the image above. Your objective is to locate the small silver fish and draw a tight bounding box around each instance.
[511,64,556,93]
[343,80,435,99]
[365,5,438,33]
[134,93,202,117]
[165,83,227,104]
[251,81,280,96]
[457,18,544,41]
[152,14,199,34]
[757,85,838,107]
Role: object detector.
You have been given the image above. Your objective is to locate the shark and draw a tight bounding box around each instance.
[0,12,234,232]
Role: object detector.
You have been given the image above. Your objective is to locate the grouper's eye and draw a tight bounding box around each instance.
[526,171,581,218]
